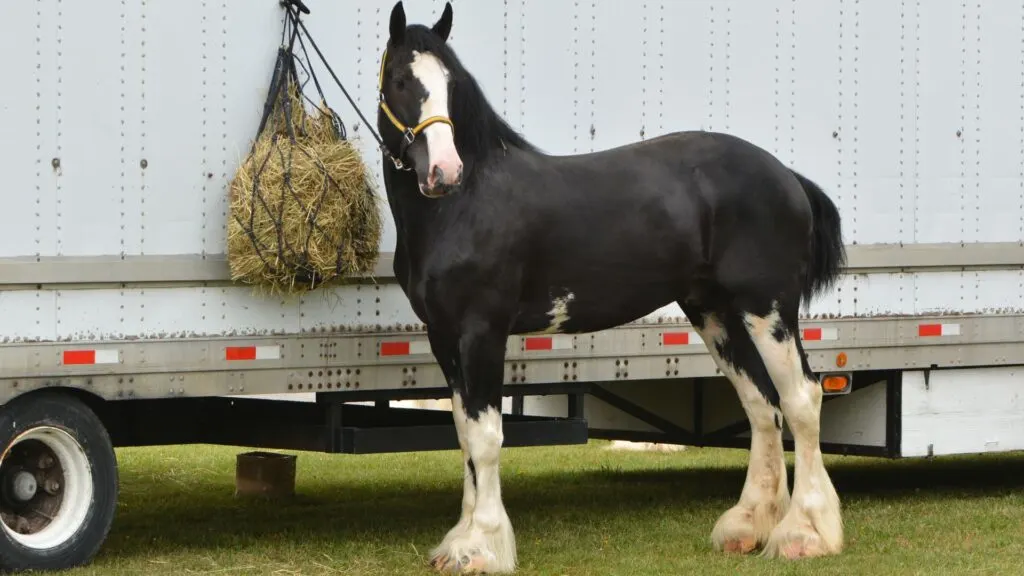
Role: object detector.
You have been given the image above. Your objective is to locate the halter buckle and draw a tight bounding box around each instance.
[403,127,417,146]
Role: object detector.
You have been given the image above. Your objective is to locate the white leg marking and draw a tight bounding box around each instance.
[430,401,516,573]
[692,313,789,554]
[433,393,476,558]
[409,51,461,185]
[744,308,843,559]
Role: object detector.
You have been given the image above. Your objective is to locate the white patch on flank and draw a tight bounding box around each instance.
[409,51,459,178]
[524,291,576,335]
[695,313,789,553]
[743,308,844,558]
[430,402,517,573]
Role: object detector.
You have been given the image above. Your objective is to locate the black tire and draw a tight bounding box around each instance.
[0,392,118,573]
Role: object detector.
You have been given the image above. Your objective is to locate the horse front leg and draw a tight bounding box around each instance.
[429,324,516,574]
[426,330,477,562]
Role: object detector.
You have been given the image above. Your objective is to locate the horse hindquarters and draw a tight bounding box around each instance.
[679,168,846,559]
[683,296,842,559]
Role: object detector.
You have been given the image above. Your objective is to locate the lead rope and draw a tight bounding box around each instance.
[281,2,402,168]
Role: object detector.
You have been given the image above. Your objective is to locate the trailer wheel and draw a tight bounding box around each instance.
[0,393,117,572]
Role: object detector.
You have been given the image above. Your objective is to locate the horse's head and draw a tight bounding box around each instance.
[378,1,462,199]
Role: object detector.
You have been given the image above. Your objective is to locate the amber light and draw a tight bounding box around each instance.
[835,352,848,368]
[821,374,850,393]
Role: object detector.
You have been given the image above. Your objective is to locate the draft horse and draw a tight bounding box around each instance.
[375,2,847,572]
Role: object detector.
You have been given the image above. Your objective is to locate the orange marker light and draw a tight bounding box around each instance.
[835,352,848,368]
[821,374,850,394]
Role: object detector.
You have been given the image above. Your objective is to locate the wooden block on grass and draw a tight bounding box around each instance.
[235,451,297,499]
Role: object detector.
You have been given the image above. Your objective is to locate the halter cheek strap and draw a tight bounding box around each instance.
[377,47,456,171]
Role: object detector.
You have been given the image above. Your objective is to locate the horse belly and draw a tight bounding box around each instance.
[513,277,679,335]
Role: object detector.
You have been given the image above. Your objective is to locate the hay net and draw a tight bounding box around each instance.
[227,1,382,295]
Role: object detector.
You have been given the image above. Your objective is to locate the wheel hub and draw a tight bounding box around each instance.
[8,471,37,503]
[0,432,71,544]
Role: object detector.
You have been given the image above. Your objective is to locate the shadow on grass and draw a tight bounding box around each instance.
[99,448,1024,561]
[590,450,1024,501]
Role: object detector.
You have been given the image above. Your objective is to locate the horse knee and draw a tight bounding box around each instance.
[465,406,504,467]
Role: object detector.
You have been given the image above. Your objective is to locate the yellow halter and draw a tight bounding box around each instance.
[377,47,455,170]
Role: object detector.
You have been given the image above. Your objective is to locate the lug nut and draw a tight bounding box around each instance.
[43,479,60,495]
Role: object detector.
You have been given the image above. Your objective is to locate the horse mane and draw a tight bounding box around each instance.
[401,25,540,160]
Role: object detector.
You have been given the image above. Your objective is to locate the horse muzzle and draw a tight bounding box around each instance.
[418,163,463,198]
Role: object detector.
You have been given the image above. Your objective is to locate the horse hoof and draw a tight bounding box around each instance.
[764,528,832,560]
[429,550,490,574]
[723,536,758,554]
[778,535,826,560]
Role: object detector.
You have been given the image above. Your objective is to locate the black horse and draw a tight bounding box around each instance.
[375,3,846,572]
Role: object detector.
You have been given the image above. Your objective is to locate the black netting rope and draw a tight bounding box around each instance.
[232,3,374,288]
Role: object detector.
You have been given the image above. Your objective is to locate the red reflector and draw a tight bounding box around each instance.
[63,350,95,365]
[524,337,553,351]
[803,327,822,341]
[662,332,689,345]
[380,342,410,356]
[225,346,257,361]
[918,324,941,337]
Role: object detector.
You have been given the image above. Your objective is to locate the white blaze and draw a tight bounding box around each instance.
[409,51,460,186]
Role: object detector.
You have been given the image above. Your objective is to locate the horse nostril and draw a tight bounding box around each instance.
[431,165,444,186]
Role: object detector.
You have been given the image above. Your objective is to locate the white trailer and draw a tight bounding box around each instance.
[1,0,1023,571]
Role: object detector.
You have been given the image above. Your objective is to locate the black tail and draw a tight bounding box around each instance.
[792,170,846,304]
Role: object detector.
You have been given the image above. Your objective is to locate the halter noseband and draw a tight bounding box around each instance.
[377,47,456,171]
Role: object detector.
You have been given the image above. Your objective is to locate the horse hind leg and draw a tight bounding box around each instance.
[681,302,790,554]
[743,300,843,559]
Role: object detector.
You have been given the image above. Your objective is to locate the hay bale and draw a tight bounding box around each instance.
[227,85,383,295]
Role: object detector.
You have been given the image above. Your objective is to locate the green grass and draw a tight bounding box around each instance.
[59,441,1024,575]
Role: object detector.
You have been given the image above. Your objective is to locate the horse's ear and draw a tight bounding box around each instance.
[389,1,406,45]
[431,2,453,42]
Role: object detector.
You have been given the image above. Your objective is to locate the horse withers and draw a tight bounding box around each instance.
[375,3,847,572]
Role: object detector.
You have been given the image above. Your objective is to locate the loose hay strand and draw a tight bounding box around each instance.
[227,76,383,296]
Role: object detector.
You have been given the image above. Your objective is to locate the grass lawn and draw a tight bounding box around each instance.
[59,441,1024,575]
